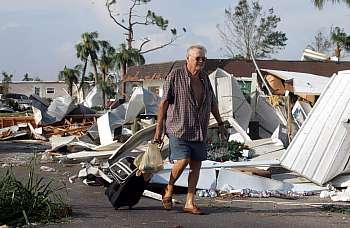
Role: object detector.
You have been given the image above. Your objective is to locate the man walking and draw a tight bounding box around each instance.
[154,44,227,215]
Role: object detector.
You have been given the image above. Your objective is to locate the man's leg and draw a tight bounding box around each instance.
[185,159,202,209]
[163,159,189,198]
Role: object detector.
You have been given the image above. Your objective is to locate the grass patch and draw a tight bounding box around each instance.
[0,161,71,226]
[321,205,350,214]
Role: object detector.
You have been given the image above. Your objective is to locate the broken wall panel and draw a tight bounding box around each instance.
[97,87,159,146]
[151,168,216,190]
[281,71,350,185]
[209,68,252,131]
[217,168,290,192]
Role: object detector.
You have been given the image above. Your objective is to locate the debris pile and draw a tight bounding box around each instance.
[2,68,350,206]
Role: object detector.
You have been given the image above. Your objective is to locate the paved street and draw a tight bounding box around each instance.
[1,164,349,228]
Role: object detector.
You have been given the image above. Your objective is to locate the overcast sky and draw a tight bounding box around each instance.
[1,0,350,81]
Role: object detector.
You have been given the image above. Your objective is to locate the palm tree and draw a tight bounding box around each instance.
[76,32,100,83]
[76,39,89,98]
[99,40,116,108]
[58,65,79,96]
[115,44,145,95]
[115,43,145,81]
[22,73,34,81]
[1,71,13,94]
[313,0,350,9]
[86,72,94,82]
[330,27,350,62]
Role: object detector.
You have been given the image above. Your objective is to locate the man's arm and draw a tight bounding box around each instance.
[154,100,169,143]
[211,103,223,124]
[211,103,228,140]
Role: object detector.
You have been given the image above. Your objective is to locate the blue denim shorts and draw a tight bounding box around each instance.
[168,135,207,161]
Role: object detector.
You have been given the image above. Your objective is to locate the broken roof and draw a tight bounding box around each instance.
[261,69,330,95]
[281,70,350,185]
[125,59,350,81]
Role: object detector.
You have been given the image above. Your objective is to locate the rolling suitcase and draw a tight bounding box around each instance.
[105,156,148,209]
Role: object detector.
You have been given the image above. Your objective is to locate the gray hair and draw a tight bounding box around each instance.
[186,44,207,57]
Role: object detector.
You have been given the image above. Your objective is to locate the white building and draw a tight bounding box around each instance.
[8,81,69,99]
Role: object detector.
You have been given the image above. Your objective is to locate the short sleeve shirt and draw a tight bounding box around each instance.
[162,64,217,142]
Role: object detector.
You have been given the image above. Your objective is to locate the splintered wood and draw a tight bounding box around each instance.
[0,116,36,128]
[43,119,94,137]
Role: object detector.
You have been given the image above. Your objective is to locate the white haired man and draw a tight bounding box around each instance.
[154,44,227,215]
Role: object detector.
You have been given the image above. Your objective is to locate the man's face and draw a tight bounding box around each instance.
[186,48,206,71]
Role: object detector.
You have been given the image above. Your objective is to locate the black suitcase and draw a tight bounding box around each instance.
[105,156,147,209]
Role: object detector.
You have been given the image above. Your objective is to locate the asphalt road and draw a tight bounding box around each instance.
[1,163,349,228]
[1,142,350,228]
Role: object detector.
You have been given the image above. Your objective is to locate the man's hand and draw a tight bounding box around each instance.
[153,127,163,144]
[154,100,168,144]
[218,125,229,141]
[153,135,162,144]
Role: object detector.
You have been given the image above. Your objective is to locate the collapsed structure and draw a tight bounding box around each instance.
[1,59,350,202]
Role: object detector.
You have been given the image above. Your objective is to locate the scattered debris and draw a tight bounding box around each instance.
[39,165,56,172]
[281,71,350,185]
[320,187,350,202]
[2,66,350,214]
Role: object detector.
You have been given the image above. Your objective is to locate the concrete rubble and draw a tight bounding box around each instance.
[1,68,350,205]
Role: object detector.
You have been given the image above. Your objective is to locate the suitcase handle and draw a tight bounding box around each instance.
[109,157,135,182]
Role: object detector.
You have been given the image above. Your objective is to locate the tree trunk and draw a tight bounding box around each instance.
[69,84,73,97]
[335,45,341,62]
[121,61,127,95]
[81,59,88,99]
[89,51,99,83]
[102,72,106,109]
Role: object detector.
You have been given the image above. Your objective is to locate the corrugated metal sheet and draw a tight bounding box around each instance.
[281,70,350,185]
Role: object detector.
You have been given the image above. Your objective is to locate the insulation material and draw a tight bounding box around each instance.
[281,71,350,185]
[265,74,287,95]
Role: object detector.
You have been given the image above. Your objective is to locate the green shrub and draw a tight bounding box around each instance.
[0,162,71,226]
[207,140,246,162]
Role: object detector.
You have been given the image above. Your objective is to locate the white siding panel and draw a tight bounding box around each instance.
[209,68,252,130]
[281,70,350,185]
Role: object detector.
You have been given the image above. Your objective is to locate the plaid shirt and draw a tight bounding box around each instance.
[162,64,217,142]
